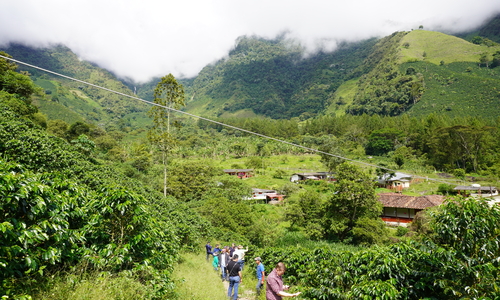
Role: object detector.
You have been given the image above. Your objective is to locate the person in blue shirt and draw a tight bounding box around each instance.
[254,257,265,297]
[205,242,212,261]
[213,244,221,255]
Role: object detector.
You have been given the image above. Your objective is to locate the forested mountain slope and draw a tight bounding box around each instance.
[0,44,149,127]
[184,35,377,119]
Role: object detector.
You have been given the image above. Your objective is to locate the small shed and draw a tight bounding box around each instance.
[265,193,285,202]
[245,188,285,203]
[378,193,444,225]
[453,185,498,197]
[223,169,253,179]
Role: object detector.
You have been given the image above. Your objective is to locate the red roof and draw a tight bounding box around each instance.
[378,193,445,209]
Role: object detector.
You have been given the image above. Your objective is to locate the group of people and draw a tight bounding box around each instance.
[205,242,301,300]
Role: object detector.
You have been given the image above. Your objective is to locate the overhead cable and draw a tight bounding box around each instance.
[0,54,457,185]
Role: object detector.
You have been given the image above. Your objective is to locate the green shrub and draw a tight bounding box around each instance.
[395,226,409,237]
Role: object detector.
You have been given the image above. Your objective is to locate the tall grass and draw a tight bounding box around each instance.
[30,271,151,300]
[172,252,227,300]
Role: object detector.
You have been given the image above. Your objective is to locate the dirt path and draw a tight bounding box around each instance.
[223,279,256,300]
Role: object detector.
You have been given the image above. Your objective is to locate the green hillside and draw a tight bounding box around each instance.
[2,16,500,124]
[324,78,359,116]
[0,44,150,128]
[345,29,500,117]
[184,35,377,119]
[399,30,496,64]
[405,61,500,117]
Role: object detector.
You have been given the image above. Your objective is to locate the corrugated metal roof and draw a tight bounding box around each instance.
[454,186,497,191]
[378,193,445,209]
[252,188,276,193]
[292,172,330,176]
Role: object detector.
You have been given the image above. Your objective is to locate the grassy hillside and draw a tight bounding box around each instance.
[324,78,359,116]
[399,30,499,65]
[344,29,500,117]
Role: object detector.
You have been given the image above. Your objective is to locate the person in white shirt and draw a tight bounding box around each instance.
[233,245,248,270]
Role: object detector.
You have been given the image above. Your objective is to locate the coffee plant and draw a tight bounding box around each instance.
[254,197,500,299]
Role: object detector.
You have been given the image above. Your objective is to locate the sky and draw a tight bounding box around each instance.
[1,0,499,83]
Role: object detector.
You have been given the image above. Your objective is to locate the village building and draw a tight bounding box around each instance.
[377,172,413,192]
[290,172,333,183]
[453,184,498,198]
[223,169,253,179]
[246,188,285,203]
[378,193,445,226]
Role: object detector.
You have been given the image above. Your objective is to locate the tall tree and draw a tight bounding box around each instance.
[427,124,495,172]
[147,74,185,197]
[365,127,405,156]
[324,162,381,241]
[318,136,345,172]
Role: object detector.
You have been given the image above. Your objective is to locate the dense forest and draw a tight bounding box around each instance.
[1,14,500,299]
[186,35,377,119]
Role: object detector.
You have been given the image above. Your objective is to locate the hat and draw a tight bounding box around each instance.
[254,257,261,261]
[238,245,243,249]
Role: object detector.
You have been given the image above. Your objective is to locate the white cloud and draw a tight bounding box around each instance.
[1,0,499,82]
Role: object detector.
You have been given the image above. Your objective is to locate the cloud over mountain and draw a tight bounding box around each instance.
[1,0,499,82]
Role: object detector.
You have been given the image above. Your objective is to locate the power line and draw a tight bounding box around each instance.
[0,54,457,185]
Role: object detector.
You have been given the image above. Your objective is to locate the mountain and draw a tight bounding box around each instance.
[2,14,500,124]
[477,14,500,43]
[182,15,500,119]
[0,44,150,129]
[457,13,500,44]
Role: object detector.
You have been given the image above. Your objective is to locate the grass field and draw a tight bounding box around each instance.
[399,30,500,65]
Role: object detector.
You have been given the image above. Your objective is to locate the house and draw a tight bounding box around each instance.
[377,172,413,191]
[378,193,445,225]
[247,188,286,203]
[223,169,253,179]
[290,172,333,183]
[454,184,498,198]
[250,188,276,200]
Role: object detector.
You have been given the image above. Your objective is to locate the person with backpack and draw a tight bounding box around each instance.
[226,254,242,300]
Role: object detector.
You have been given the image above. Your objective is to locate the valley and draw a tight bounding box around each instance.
[1,14,500,299]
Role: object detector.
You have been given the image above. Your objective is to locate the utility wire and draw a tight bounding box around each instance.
[0,54,457,185]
